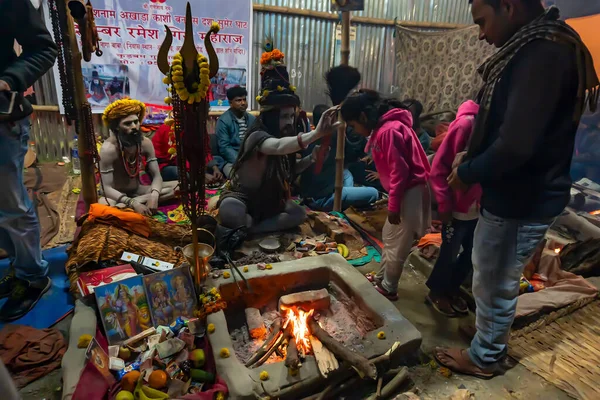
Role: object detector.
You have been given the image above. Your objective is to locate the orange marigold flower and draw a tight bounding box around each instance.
[271,49,284,60]
[260,52,272,65]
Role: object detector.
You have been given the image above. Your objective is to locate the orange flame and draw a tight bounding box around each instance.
[591,210,600,216]
[281,305,314,356]
[554,248,561,254]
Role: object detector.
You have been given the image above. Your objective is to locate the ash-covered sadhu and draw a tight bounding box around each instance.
[99,98,178,216]
[217,41,339,234]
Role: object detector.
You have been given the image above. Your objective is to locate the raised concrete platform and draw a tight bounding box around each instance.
[206,253,422,399]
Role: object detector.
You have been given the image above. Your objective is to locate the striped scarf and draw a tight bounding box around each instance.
[467,7,599,159]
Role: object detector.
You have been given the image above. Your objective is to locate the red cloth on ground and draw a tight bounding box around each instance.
[152,124,214,172]
[0,325,66,389]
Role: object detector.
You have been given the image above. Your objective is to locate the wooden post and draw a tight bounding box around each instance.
[333,11,351,212]
[65,2,97,209]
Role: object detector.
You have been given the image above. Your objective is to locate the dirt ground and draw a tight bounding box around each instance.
[18,258,572,400]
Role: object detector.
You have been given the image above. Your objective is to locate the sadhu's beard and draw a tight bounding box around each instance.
[117,129,143,148]
[280,124,295,137]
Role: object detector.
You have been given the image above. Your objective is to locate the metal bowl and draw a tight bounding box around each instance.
[259,238,281,253]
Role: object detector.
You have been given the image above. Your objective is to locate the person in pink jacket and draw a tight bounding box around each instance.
[341,90,431,300]
[427,100,481,316]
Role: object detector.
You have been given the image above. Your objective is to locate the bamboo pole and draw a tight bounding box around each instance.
[65,1,97,209]
[333,11,350,212]
[252,4,469,30]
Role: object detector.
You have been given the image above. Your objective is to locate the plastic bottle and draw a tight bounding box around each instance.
[71,136,81,175]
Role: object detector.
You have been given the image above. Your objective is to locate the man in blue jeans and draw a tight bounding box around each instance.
[0,0,58,321]
[436,0,598,378]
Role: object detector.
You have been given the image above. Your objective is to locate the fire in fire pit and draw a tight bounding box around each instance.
[281,305,314,357]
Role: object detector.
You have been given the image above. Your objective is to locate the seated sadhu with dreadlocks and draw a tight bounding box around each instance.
[99,99,178,216]
[217,48,338,234]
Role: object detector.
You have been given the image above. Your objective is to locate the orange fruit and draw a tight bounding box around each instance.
[121,370,140,392]
[148,370,168,389]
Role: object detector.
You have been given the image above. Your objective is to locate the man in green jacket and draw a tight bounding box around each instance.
[215,86,256,177]
[0,0,58,321]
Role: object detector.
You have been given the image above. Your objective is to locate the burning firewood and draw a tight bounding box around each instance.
[245,317,282,367]
[285,335,301,370]
[308,317,378,380]
[309,335,339,378]
[245,307,267,339]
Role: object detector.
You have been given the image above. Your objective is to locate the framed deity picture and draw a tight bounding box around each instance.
[143,266,198,327]
[85,337,114,383]
[95,275,153,345]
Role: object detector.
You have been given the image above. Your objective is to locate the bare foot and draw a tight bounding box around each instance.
[433,347,494,379]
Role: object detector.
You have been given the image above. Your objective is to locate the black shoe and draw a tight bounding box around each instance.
[0,277,51,322]
[0,270,16,299]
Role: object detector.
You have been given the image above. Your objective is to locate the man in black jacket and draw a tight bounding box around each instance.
[0,0,58,321]
[435,0,598,378]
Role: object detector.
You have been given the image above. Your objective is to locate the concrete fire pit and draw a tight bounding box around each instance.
[206,253,421,399]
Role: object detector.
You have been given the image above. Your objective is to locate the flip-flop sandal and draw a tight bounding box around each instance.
[450,295,469,314]
[365,272,381,284]
[433,348,494,380]
[425,294,456,317]
[375,283,399,301]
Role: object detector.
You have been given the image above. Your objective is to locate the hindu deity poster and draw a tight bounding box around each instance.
[95,275,153,345]
[143,266,198,326]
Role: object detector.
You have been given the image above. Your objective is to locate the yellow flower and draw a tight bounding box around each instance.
[164,118,174,126]
[172,75,184,82]
[211,21,221,33]
[259,371,269,381]
[168,147,176,155]
[164,97,172,105]
[377,331,386,340]
[265,264,273,270]
[174,82,185,89]
[290,86,297,92]
[277,86,283,92]
[172,59,182,66]
[263,90,270,96]
[172,70,183,76]
[223,271,231,279]
[162,76,171,84]
[209,288,217,295]
[243,266,249,273]
[256,96,261,102]
[200,68,210,75]
[202,296,208,304]
[219,348,230,358]
[173,53,182,60]
[187,96,195,104]
[179,91,189,101]
[207,323,216,333]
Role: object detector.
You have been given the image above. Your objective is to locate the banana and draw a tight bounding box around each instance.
[337,244,349,258]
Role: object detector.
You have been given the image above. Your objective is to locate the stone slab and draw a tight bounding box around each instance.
[279,288,331,312]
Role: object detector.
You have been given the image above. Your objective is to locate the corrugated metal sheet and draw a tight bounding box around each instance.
[250,0,472,110]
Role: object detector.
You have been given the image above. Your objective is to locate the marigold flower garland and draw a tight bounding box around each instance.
[162,22,220,105]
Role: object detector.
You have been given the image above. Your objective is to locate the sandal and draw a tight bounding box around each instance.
[433,347,495,379]
[426,293,456,317]
[365,273,382,286]
[375,283,398,301]
[450,294,469,314]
